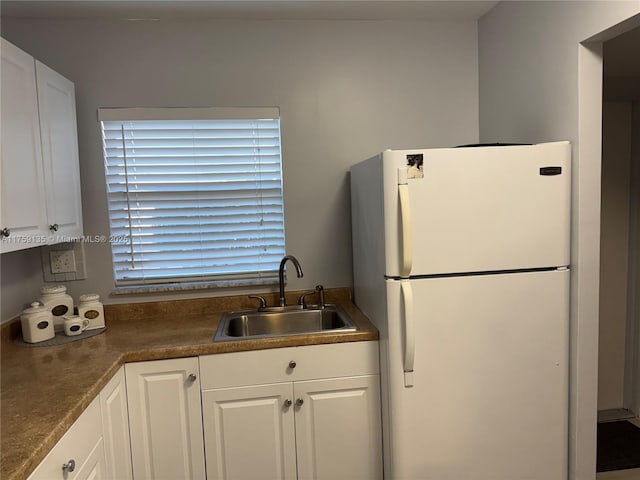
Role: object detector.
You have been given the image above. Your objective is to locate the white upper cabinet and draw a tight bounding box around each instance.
[35,60,83,239]
[0,38,83,253]
[0,38,48,252]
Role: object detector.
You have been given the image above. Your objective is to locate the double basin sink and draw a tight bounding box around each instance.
[214,304,358,342]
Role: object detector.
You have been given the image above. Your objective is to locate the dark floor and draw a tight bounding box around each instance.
[597,421,640,472]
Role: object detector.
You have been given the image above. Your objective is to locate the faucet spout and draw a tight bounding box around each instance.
[279,255,303,306]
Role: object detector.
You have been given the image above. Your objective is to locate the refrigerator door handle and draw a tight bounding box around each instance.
[398,167,413,277]
[401,279,415,387]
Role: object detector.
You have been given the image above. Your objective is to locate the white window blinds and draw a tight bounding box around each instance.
[99,107,285,287]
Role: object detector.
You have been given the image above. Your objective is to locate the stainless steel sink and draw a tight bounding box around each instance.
[213,304,357,341]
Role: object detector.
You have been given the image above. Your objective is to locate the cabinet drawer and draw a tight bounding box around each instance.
[28,397,103,480]
[200,341,379,390]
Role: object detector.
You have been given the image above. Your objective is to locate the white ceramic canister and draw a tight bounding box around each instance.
[78,293,105,330]
[21,302,56,343]
[39,285,74,333]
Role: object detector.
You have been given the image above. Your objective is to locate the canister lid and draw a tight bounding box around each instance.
[79,293,100,303]
[40,285,67,295]
[22,302,48,315]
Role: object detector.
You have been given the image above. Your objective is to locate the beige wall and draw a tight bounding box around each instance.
[598,101,632,412]
[0,18,480,322]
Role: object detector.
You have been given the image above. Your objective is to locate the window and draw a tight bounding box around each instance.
[99,107,285,288]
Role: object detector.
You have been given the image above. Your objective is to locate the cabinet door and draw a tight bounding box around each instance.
[35,60,83,239]
[0,38,47,253]
[100,367,133,480]
[73,438,107,480]
[125,358,205,480]
[294,375,383,480]
[202,383,296,480]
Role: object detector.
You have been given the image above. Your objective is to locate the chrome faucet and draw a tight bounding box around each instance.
[279,255,303,306]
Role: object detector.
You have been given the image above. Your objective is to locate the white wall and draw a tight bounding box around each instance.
[0,18,479,321]
[598,101,632,412]
[478,1,640,479]
[0,247,46,321]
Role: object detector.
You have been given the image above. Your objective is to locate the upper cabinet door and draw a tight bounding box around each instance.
[0,38,48,252]
[35,60,83,239]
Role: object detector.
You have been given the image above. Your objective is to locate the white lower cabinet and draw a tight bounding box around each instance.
[27,341,381,480]
[99,367,133,480]
[202,383,297,480]
[72,439,107,480]
[294,375,382,480]
[27,396,106,480]
[200,341,383,480]
[28,366,131,480]
[125,357,206,480]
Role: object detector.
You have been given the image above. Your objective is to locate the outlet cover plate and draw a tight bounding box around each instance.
[50,250,76,273]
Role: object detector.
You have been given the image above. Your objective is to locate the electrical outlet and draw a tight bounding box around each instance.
[50,250,76,274]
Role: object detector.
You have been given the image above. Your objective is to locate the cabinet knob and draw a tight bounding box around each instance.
[295,398,304,407]
[288,361,296,369]
[0,228,10,238]
[62,459,76,473]
[49,223,59,232]
[284,399,293,408]
[188,373,197,382]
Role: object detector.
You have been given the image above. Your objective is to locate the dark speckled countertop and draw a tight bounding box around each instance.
[0,288,378,480]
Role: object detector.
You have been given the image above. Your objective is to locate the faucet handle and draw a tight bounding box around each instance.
[315,285,325,309]
[248,295,268,310]
[297,290,316,308]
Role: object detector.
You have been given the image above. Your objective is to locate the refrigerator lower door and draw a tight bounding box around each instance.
[384,269,569,480]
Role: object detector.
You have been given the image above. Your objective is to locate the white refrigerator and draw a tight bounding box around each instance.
[351,141,571,480]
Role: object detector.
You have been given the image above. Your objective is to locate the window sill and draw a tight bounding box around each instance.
[111,276,279,296]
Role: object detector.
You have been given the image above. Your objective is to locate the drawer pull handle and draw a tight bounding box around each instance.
[188,373,197,382]
[1,228,10,237]
[296,398,304,407]
[62,459,76,473]
[284,399,292,408]
[288,361,296,369]
[49,223,59,232]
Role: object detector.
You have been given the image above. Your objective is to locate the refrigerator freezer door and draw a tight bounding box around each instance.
[384,269,569,479]
[382,142,571,277]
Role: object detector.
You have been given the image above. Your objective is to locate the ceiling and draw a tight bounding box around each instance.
[0,0,499,21]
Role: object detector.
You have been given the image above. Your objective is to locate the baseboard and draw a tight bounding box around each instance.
[598,408,636,423]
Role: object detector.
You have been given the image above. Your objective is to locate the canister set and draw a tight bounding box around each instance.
[21,285,105,343]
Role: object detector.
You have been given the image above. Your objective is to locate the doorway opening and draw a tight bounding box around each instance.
[597,24,640,477]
